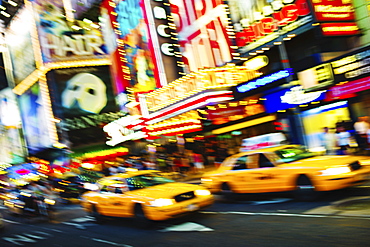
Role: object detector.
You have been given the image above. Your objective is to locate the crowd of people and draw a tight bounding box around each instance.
[321,116,370,155]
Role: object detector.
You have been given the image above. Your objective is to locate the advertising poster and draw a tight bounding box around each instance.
[18,83,53,154]
[0,88,26,164]
[6,6,36,86]
[114,0,157,93]
[169,0,233,72]
[32,0,108,63]
[46,66,122,147]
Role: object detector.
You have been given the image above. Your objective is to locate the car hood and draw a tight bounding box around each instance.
[279,155,370,169]
[129,183,207,199]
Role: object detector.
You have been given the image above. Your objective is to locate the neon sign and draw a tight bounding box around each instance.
[237,68,293,93]
[280,86,326,104]
[310,0,356,22]
[170,0,233,72]
[144,66,261,112]
[231,0,311,51]
[321,22,359,36]
[331,49,370,79]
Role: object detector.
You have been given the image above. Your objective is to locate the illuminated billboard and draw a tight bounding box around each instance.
[228,0,313,54]
[310,0,356,22]
[46,66,122,147]
[169,0,233,72]
[32,0,108,63]
[6,6,36,86]
[104,0,158,94]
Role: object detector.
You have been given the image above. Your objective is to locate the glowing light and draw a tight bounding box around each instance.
[237,68,293,93]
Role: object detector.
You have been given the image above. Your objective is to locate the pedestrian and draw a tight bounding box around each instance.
[335,126,351,155]
[320,127,336,155]
[192,151,204,172]
[354,116,370,153]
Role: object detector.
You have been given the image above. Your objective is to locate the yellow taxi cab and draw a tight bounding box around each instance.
[80,170,214,226]
[201,134,370,201]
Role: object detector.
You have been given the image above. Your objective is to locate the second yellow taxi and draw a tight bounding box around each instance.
[201,143,370,201]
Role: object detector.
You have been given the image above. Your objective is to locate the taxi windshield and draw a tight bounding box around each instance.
[274,146,316,163]
[126,173,175,191]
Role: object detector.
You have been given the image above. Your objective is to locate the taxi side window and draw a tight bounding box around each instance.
[233,156,248,170]
[259,154,274,168]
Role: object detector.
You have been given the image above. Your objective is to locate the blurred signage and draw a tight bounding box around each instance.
[144,0,182,86]
[169,0,233,72]
[33,0,107,63]
[103,115,147,146]
[298,63,334,90]
[205,101,265,125]
[321,22,359,36]
[236,68,293,93]
[143,66,261,113]
[5,7,36,85]
[264,86,326,113]
[243,56,269,70]
[310,0,356,22]
[229,0,312,53]
[240,133,286,152]
[327,76,370,98]
[331,47,370,80]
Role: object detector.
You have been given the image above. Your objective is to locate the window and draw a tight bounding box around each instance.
[259,154,274,168]
[233,156,248,170]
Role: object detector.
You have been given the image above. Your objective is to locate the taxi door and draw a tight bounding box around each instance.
[246,153,282,193]
[98,185,130,217]
[222,155,251,193]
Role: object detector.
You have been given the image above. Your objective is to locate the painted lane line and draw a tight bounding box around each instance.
[200,211,370,220]
[62,222,86,229]
[250,198,292,205]
[71,216,95,223]
[159,222,214,232]
[80,236,132,247]
[2,219,21,224]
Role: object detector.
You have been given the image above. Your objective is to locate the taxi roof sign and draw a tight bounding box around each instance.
[240,133,287,152]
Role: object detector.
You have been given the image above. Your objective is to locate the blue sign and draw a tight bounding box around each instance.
[236,68,293,93]
[264,86,326,113]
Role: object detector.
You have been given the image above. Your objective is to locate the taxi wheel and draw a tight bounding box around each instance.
[134,204,152,229]
[91,205,105,224]
[294,175,317,201]
[221,183,236,201]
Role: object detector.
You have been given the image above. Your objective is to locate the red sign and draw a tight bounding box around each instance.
[321,22,360,36]
[328,76,370,98]
[234,0,311,48]
[310,0,356,22]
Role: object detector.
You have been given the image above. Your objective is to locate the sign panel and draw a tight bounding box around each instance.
[169,0,233,72]
[327,76,370,98]
[321,22,360,36]
[310,0,356,22]
[6,7,36,86]
[298,63,334,90]
[33,0,108,63]
[229,0,312,53]
[264,86,326,113]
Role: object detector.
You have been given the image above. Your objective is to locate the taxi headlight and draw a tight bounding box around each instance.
[194,189,211,196]
[149,198,175,207]
[320,167,351,176]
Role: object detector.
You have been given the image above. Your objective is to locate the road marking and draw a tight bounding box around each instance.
[250,198,292,205]
[80,236,132,247]
[2,219,21,224]
[62,222,86,229]
[71,216,95,223]
[159,222,214,232]
[200,211,370,220]
[2,231,52,246]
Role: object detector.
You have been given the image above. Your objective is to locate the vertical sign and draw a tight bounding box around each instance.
[169,0,233,73]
